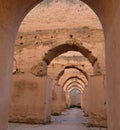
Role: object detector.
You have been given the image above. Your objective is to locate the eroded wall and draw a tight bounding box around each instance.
[88,75,107,127]
[9,74,52,124]
[10,0,105,124]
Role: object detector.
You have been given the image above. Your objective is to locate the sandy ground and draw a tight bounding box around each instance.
[8,108,107,130]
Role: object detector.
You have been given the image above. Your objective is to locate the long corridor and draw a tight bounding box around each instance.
[8,108,106,130]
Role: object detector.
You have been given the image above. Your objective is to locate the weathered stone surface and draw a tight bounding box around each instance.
[31,62,47,77]
[9,74,52,124]
[82,86,88,116]
[88,75,107,127]
[0,0,119,130]
[51,83,62,115]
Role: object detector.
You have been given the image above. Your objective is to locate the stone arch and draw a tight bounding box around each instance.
[68,83,84,91]
[10,0,110,33]
[2,0,118,130]
[43,43,97,66]
[56,65,88,81]
[68,87,81,93]
[64,81,84,92]
[57,73,88,86]
[11,0,105,127]
[62,76,86,88]
[62,77,86,88]
[64,82,83,108]
[68,86,82,107]
[64,81,84,90]
[56,66,88,86]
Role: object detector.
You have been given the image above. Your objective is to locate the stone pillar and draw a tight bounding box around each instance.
[105,10,120,129]
[46,75,52,122]
[51,84,62,115]
[83,86,88,116]
[66,92,70,108]
[0,13,17,130]
[62,90,67,111]
[0,41,14,130]
[80,93,84,110]
[9,73,52,124]
[88,75,107,127]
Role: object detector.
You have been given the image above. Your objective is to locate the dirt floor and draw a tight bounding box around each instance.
[8,108,107,130]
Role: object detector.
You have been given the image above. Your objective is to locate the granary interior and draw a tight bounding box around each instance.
[0,0,120,130]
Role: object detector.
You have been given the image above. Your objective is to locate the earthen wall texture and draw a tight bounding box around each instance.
[10,1,105,124]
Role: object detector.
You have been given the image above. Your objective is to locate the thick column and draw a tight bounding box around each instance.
[104,3,120,130]
[51,84,62,115]
[66,92,70,108]
[9,74,52,124]
[0,12,17,130]
[62,90,67,111]
[82,86,88,116]
[80,93,84,110]
[0,39,14,130]
[82,90,85,112]
[88,75,107,127]
[45,75,52,122]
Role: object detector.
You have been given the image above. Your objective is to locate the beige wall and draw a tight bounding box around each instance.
[88,75,107,127]
[82,86,88,116]
[62,90,67,111]
[51,84,62,115]
[0,1,119,130]
[65,91,70,108]
[80,94,84,110]
[9,74,52,124]
[45,75,52,122]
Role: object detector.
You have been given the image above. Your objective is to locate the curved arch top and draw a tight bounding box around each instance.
[56,67,88,88]
[8,0,112,33]
[68,87,81,93]
[56,65,88,82]
[43,43,97,66]
[65,81,84,90]
[65,82,84,93]
[62,76,86,88]
[65,66,88,79]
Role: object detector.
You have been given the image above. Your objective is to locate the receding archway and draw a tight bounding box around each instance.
[1,0,118,129]
[58,72,87,87]
[68,87,82,93]
[64,81,84,93]
[43,43,97,66]
[56,65,88,81]
[62,76,86,88]
[68,88,81,108]
[8,1,106,130]
[57,67,88,86]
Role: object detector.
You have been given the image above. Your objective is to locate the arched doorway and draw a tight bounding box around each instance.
[0,0,118,130]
